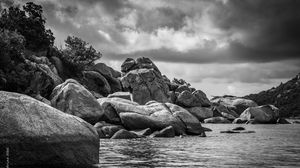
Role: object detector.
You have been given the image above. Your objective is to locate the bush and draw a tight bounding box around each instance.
[61,36,102,73]
[0,2,54,52]
[0,29,25,67]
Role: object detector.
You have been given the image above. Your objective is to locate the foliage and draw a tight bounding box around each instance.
[61,36,102,73]
[0,29,25,67]
[245,74,300,118]
[0,2,54,51]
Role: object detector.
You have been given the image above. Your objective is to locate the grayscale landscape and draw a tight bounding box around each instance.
[0,0,299,167]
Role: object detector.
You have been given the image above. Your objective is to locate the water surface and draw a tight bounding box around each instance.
[99,124,300,167]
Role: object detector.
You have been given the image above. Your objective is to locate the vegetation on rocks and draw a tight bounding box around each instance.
[245,73,300,118]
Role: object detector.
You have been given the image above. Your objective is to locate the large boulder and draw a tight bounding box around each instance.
[91,63,122,93]
[232,98,258,115]
[204,117,231,124]
[237,105,280,124]
[186,107,213,121]
[211,96,257,115]
[121,68,170,105]
[97,98,204,135]
[0,91,99,167]
[176,90,210,107]
[121,57,160,74]
[92,62,121,78]
[50,79,104,124]
[82,70,111,96]
[212,103,239,118]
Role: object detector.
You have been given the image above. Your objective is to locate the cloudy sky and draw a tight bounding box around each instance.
[3,0,300,97]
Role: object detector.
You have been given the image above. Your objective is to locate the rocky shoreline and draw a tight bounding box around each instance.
[1,55,298,167]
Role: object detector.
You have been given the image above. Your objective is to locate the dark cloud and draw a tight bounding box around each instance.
[136,7,188,32]
[211,0,300,60]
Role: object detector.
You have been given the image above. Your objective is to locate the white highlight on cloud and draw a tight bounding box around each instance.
[98,30,112,41]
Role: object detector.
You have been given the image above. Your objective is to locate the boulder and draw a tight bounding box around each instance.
[36,63,63,87]
[91,63,122,94]
[121,58,137,73]
[202,127,213,132]
[131,128,152,137]
[237,105,279,124]
[277,118,291,124]
[121,68,170,105]
[97,98,204,135]
[186,107,213,121]
[82,70,111,96]
[232,118,247,124]
[176,90,210,107]
[176,90,201,107]
[204,117,231,124]
[211,96,257,115]
[239,105,279,124]
[111,129,139,139]
[221,112,236,120]
[0,91,99,167]
[212,103,239,118]
[94,121,124,138]
[232,98,258,115]
[175,85,190,93]
[121,57,161,74]
[150,126,175,138]
[192,90,211,107]
[92,62,121,78]
[50,79,104,124]
[107,92,132,101]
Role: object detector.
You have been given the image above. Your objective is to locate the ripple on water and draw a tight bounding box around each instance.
[99,124,300,168]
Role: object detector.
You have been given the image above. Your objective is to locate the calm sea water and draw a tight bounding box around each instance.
[99,124,300,168]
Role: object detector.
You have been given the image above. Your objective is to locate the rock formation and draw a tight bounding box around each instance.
[0,91,99,167]
[50,79,104,124]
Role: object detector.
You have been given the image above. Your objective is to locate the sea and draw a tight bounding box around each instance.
[99,124,300,167]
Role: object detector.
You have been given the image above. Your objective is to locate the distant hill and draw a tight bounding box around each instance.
[244,73,300,118]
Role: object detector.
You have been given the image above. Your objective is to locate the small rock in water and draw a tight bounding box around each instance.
[202,127,213,132]
[240,130,255,133]
[232,127,245,131]
[220,130,240,134]
[150,126,175,138]
[111,129,139,139]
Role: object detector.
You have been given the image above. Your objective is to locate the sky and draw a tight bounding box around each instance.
[2,0,300,97]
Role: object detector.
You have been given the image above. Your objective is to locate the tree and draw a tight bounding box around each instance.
[0,2,54,52]
[61,36,102,73]
[0,29,25,67]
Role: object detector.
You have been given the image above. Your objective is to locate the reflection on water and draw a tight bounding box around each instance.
[99,124,300,167]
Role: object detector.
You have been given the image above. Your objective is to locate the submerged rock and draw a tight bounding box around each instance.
[94,121,124,138]
[277,118,291,124]
[0,91,99,167]
[150,126,176,138]
[111,129,139,139]
[131,128,153,137]
[204,117,231,124]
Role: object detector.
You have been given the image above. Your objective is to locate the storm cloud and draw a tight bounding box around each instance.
[3,0,300,96]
